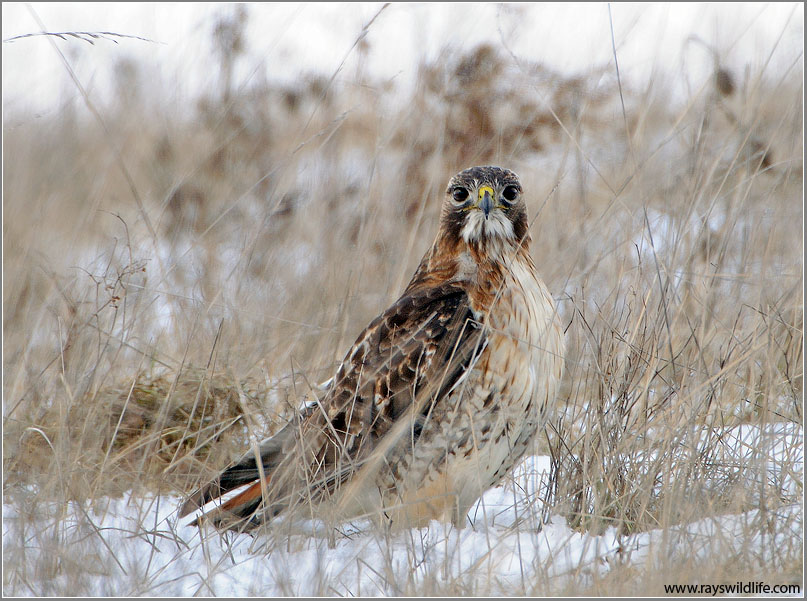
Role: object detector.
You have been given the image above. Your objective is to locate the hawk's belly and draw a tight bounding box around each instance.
[378,265,564,528]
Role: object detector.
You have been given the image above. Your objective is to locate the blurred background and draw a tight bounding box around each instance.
[3,3,803,114]
[2,3,803,593]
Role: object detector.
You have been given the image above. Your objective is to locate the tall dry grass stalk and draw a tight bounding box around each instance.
[3,7,802,595]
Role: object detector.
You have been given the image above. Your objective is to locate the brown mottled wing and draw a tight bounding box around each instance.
[179,283,485,529]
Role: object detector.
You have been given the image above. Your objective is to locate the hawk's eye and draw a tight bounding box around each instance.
[452,187,470,203]
[501,185,520,203]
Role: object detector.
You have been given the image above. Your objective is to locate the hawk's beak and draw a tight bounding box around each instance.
[478,186,494,219]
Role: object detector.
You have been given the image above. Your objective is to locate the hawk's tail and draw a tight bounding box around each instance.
[182,475,271,530]
[179,429,291,529]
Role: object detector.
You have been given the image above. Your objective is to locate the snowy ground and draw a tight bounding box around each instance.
[3,423,802,596]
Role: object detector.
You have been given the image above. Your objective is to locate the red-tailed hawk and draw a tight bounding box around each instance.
[179,165,564,532]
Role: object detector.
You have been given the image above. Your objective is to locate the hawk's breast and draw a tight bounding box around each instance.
[388,251,564,527]
[481,255,563,422]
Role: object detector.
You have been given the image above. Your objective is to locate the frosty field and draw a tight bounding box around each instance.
[5,428,802,596]
[3,3,803,596]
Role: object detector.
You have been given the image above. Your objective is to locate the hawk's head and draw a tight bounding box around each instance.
[440,166,530,249]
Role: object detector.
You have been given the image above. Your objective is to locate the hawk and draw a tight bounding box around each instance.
[179,166,564,532]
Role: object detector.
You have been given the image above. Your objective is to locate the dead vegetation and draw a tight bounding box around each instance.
[2,4,803,596]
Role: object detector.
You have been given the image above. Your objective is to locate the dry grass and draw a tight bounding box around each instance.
[2,6,803,596]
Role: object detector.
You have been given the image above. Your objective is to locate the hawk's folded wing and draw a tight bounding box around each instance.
[179,282,485,529]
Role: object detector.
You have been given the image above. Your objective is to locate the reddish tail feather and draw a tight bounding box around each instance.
[187,475,271,527]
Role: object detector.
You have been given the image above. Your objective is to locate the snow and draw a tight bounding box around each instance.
[3,423,802,596]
